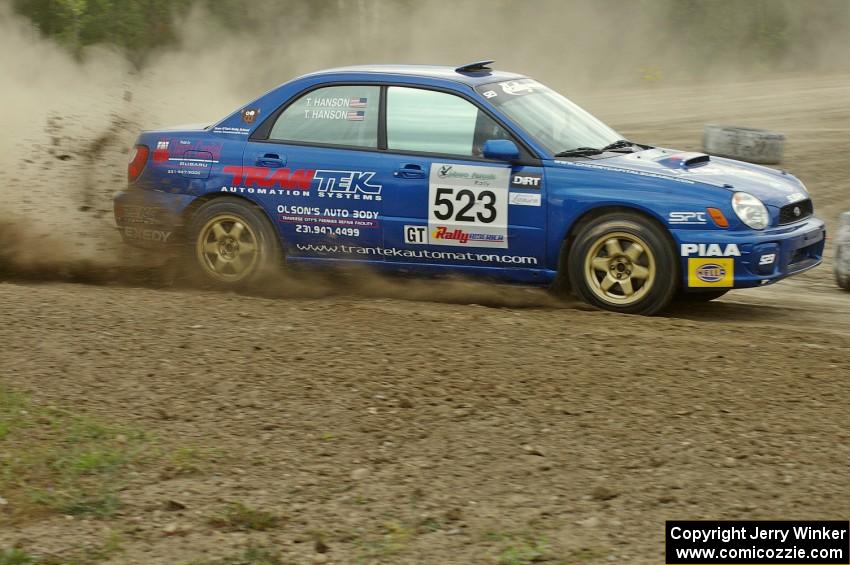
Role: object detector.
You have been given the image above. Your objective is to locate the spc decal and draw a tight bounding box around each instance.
[668,211,707,225]
[428,163,510,249]
[688,258,734,288]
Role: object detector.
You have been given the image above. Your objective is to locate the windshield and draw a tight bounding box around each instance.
[476,79,621,155]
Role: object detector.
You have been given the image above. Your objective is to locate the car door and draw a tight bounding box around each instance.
[243,84,391,262]
[381,86,546,273]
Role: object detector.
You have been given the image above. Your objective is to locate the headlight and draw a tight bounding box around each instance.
[732,192,769,230]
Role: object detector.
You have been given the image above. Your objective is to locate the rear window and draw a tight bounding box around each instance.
[269,85,379,148]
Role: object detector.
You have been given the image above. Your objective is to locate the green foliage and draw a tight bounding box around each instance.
[0,531,123,565]
[497,538,548,565]
[13,0,850,74]
[0,548,34,565]
[0,385,147,522]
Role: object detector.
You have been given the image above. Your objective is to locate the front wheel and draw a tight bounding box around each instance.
[186,197,282,288]
[565,213,678,315]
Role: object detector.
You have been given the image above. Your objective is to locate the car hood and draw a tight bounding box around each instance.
[601,148,807,207]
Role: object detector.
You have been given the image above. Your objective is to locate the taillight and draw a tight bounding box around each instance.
[128,145,149,183]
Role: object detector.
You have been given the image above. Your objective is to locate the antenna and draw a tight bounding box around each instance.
[455,60,495,73]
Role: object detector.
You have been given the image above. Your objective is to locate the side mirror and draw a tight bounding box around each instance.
[483,139,519,161]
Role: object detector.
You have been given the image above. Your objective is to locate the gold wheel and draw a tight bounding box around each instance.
[583,231,656,306]
[195,214,259,282]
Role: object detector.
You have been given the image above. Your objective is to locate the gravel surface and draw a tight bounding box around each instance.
[1,73,849,564]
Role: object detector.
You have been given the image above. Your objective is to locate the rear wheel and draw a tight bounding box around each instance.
[565,213,678,315]
[186,198,282,288]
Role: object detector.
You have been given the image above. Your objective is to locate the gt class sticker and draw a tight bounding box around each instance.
[428,163,510,248]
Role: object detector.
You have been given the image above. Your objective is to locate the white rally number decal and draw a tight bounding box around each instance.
[428,163,509,248]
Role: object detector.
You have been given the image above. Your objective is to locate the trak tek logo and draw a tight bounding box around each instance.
[223,166,314,189]
[314,170,382,200]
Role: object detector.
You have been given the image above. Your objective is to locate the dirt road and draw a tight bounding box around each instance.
[1,73,849,564]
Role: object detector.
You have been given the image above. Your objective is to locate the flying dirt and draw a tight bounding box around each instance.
[2,2,850,564]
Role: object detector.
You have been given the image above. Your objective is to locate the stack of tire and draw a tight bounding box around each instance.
[836,212,850,291]
[703,125,785,164]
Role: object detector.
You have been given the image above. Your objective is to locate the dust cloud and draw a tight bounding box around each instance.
[0,0,847,293]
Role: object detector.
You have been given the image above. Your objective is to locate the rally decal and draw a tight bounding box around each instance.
[428,163,510,249]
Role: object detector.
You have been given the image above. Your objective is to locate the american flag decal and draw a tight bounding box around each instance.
[346,111,365,121]
[349,97,368,108]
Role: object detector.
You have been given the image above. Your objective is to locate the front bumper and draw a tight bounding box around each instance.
[674,216,826,290]
[113,189,195,249]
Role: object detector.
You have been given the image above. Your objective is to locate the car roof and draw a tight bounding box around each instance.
[300,64,527,87]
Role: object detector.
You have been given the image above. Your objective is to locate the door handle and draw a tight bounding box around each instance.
[394,163,427,179]
[256,153,285,168]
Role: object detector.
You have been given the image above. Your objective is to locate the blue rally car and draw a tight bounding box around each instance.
[115,61,825,315]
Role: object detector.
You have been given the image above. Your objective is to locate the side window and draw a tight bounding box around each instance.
[386,86,514,157]
[269,85,379,148]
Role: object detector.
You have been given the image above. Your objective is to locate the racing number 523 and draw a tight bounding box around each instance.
[433,187,497,223]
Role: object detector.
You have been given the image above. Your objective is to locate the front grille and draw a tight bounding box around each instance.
[778,199,813,225]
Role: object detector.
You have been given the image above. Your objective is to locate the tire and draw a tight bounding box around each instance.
[835,212,850,291]
[836,267,850,291]
[703,124,785,164]
[676,289,730,302]
[836,241,850,291]
[565,212,678,315]
[185,197,282,289]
